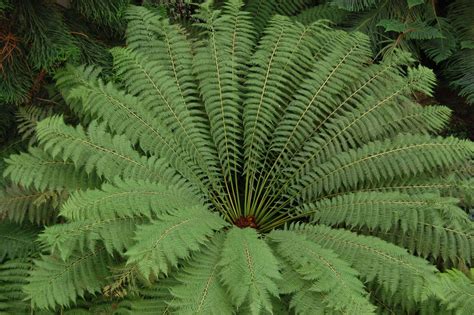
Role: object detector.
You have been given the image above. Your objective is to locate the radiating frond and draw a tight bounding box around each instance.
[126,206,227,280]
[169,233,232,314]
[0,185,66,224]
[60,178,200,221]
[291,134,474,202]
[269,230,375,314]
[5,147,99,191]
[0,259,32,314]
[293,224,438,303]
[297,191,474,264]
[432,269,474,314]
[24,248,112,310]
[36,117,173,184]
[219,227,280,315]
[0,222,39,261]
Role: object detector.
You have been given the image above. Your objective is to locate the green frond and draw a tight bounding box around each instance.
[16,105,56,145]
[298,191,474,264]
[245,0,313,33]
[193,0,256,179]
[121,278,177,314]
[269,31,372,174]
[54,64,103,118]
[293,4,347,25]
[243,15,327,190]
[24,248,112,310]
[60,179,199,221]
[293,224,438,303]
[124,5,165,52]
[60,66,206,190]
[35,117,172,184]
[125,206,227,280]
[169,233,233,314]
[0,222,39,261]
[39,217,141,261]
[385,105,451,135]
[0,185,66,224]
[269,230,375,314]
[0,259,32,314]
[111,46,219,181]
[291,134,474,202]
[219,227,280,315]
[432,269,474,315]
[4,147,100,191]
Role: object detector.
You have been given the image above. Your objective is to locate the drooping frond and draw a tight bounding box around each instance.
[125,206,227,280]
[39,217,141,261]
[59,65,210,192]
[60,179,200,221]
[169,233,233,314]
[0,222,39,261]
[432,269,474,314]
[0,185,66,224]
[293,4,348,26]
[219,227,280,315]
[4,147,99,191]
[292,224,438,303]
[121,278,177,314]
[269,230,375,314]
[297,191,474,264]
[35,117,172,184]
[0,259,32,314]
[291,134,474,202]
[24,248,112,310]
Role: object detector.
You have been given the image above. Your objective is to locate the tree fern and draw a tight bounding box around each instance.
[3,1,474,313]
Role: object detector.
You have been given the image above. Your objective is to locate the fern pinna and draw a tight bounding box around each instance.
[1,0,474,313]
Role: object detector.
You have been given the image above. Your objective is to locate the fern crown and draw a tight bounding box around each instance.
[3,0,474,313]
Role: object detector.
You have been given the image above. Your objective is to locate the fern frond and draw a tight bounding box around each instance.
[269,31,372,175]
[0,222,39,261]
[293,224,438,303]
[219,227,280,315]
[269,230,375,314]
[60,66,208,192]
[193,0,255,180]
[24,248,112,310]
[245,0,313,33]
[39,217,141,261]
[36,117,172,184]
[293,4,347,25]
[4,147,99,191]
[16,105,56,145]
[0,185,65,224]
[111,47,220,186]
[0,259,32,314]
[432,269,474,314]
[125,206,227,280]
[60,179,199,221]
[291,134,474,202]
[169,233,233,314]
[297,191,474,264]
[243,16,327,197]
